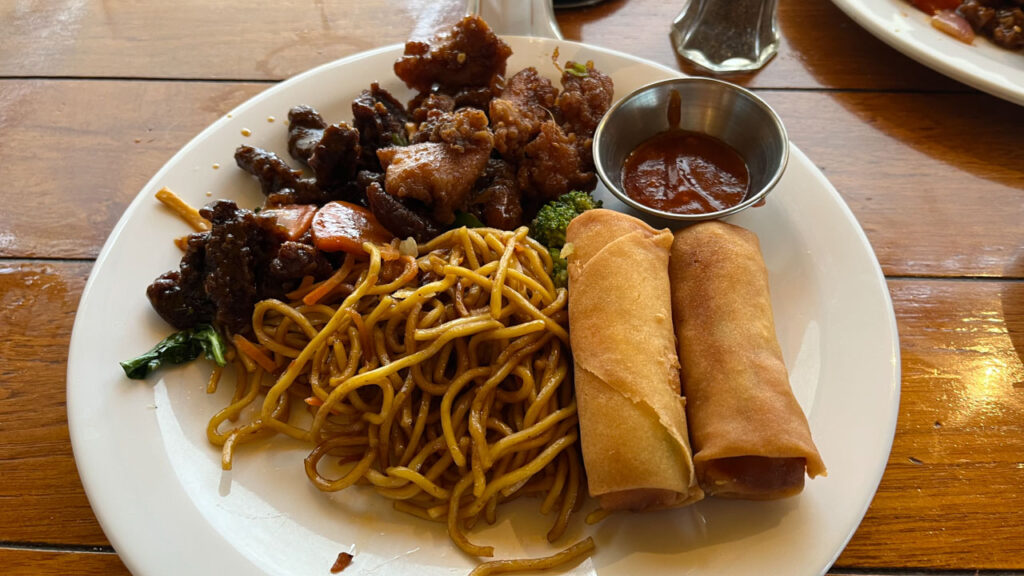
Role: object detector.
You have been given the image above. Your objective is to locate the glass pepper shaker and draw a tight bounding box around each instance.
[671,0,781,73]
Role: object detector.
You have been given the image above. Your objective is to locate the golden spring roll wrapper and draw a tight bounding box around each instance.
[669,221,826,499]
[566,209,702,511]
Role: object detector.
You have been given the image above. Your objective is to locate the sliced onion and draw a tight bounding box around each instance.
[398,236,419,257]
[931,10,975,44]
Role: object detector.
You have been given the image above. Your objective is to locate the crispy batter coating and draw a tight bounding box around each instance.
[394,15,512,94]
[557,61,614,138]
[490,67,558,159]
[557,61,614,171]
[516,121,595,202]
[377,108,494,225]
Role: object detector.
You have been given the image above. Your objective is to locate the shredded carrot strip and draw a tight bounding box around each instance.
[305,396,344,416]
[232,334,277,373]
[174,235,191,251]
[396,256,419,284]
[286,275,316,300]
[303,268,350,306]
[379,243,401,261]
[155,187,211,232]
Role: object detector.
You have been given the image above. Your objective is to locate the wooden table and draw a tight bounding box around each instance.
[2,0,1022,573]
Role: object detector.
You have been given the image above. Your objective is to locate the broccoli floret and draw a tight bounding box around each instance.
[549,247,568,288]
[529,191,601,287]
[530,191,602,249]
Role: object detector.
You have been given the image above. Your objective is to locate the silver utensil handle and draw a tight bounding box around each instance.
[466,0,563,39]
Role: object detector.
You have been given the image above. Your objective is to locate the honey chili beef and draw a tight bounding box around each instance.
[146,15,614,338]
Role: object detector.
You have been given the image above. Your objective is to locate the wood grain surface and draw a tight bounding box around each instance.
[2,0,1023,573]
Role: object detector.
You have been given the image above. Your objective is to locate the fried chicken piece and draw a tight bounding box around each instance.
[557,61,614,170]
[410,92,456,125]
[365,181,442,243]
[287,105,327,164]
[490,67,558,159]
[470,158,523,230]
[516,120,595,203]
[352,83,411,171]
[235,145,325,205]
[377,108,494,225]
[557,61,614,138]
[394,15,512,95]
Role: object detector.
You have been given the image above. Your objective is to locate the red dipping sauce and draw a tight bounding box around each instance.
[623,129,749,215]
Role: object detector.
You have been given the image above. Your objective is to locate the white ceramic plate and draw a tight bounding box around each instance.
[831,0,1024,106]
[68,37,900,576]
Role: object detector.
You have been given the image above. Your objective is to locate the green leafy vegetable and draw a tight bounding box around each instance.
[566,62,589,78]
[529,191,602,287]
[391,132,410,146]
[120,324,228,380]
[452,211,485,229]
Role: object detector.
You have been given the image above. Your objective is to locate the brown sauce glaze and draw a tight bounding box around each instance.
[623,129,749,215]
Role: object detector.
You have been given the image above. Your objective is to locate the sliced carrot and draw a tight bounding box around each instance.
[261,204,317,241]
[311,201,394,255]
[285,275,316,301]
[303,268,347,306]
[232,334,278,374]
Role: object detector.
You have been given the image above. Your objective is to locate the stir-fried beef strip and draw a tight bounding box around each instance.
[199,200,269,335]
[470,158,523,230]
[490,67,559,159]
[235,145,325,206]
[148,200,334,336]
[308,122,362,197]
[376,108,494,225]
[266,240,333,287]
[394,15,512,96]
[147,233,216,330]
[287,105,328,164]
[351,83,411,171]
[365,181,442,243]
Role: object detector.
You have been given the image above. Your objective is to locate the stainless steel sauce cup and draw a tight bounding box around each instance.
[592,77,789,222]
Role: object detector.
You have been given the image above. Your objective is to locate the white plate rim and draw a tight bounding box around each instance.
[67,36,901,576]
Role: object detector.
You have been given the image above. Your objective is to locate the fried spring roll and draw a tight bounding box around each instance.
[566,209,703,511]
[669,221,826,500]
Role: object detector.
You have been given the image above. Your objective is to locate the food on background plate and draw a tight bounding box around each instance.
[565,209,703,511]
[909,0,1024,49]
[669,221,826,499]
